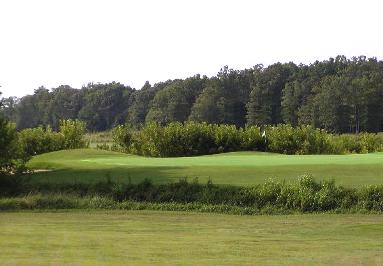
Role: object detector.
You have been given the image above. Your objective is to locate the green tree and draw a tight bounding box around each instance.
[146,75,206,124]
[190,67,254,126]
[0,96,18,122]
[246,63,296,125]
[48,85,83,130]
[15,95,39,129]
[0,92,24,175]
[78,82,133,131]
[189,84,225,123]
[126,81,169,126]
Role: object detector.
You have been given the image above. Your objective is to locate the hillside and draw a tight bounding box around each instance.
[28,149,383,187]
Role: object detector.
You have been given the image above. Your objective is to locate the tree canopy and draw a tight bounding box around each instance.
[1,56,382,133]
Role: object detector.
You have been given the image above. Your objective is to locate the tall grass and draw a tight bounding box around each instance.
[2,175,383,213]
[85,131,114,148]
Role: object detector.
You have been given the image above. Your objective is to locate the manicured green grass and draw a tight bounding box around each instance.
[27,149,383,187]
[0,211,382,265]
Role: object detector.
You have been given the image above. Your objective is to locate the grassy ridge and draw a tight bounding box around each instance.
[1,211,383,265]
[27,149,383,187]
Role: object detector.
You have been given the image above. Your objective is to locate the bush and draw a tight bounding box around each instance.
[213,124,241,152]
[0,117,26,175]
[2,175,383,214]
[334,133,383,154]
[19,126,65,157]
[358,185,383,211]
[59,119,87,149]
[265,124,334,154]
[18,119,88,158]
[112,125,134,152]
[113,122,383,157]
[240,126,265,151]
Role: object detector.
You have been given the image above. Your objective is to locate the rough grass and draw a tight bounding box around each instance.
[84,131,113,148]
[0,211,382,265]
[27,149,383,187]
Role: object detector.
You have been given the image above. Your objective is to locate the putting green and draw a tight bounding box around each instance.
[28,149,383,187]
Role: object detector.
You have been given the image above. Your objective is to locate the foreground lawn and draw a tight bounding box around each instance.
[27,149,383,187]
[0,211,382,265]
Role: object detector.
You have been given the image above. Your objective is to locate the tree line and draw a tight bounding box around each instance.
[1,55,382,133]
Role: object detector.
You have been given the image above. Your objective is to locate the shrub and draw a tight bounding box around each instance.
[334,133,383,154]
[2,176,383,214]
[0,118,26,175]
[213,124,241,153]
[112,122,383,157]
[265,124,334,155]
[358,185,383,211]
[18,119,87,157]
[59,119,87,149]
[112,125,134,152]
[19,126,65,157]
[240,126,265,151]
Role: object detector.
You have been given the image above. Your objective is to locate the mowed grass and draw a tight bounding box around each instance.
[27,149,383,187]
[1,211,383,265]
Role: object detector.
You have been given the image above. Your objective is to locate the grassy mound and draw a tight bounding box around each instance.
[27,149,383,187]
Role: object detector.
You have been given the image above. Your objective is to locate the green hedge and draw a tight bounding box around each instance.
[2,175,383,213]
[18,119,87,157]
[113,122,383,157]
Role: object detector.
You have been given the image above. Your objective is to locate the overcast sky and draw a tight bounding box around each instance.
[0,0,382,98]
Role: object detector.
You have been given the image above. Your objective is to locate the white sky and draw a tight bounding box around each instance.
[0,0,382,98]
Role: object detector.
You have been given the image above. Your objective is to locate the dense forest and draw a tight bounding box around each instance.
[1,56,383,133]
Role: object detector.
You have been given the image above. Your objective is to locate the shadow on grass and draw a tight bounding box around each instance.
[28,166,190,185]
[27,163,383,188]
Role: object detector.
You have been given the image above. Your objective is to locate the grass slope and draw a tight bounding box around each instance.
[27,149,383,187]
[1,211,383,265]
